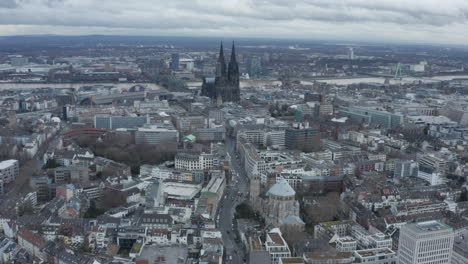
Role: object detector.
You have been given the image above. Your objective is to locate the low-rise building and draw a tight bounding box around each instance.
[303,249,354,264]
[335,237,357,252]
[265,228,291,264]
[54,166,89,185]
[135,124,179,145]
[175,152,218,171]
[353,248,397,264]
[0,160,19,184]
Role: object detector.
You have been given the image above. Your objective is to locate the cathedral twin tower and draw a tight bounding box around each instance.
[201,42,240,104]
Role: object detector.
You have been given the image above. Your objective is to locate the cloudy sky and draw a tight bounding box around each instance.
[0,0,467,45]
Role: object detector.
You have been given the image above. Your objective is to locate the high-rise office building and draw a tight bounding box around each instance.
[453,229,468,264]
[171,53,180,71]
[419,154,447,176]
[247,56,262,78]
[285,124,320,152]
[398,220,454,264]
[348,47,355,60]
[394,160,418,178]
[417,166,443,186]
[143,57,168,77]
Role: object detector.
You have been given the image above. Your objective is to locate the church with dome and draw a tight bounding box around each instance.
[250,176,305,231]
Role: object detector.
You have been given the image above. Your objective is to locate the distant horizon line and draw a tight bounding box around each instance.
[0,34,466,48]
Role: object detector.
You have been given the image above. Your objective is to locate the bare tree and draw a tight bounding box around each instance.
[75,135,96,148]
[281,225,310,246]
[100,188,127,209]
[303,192,341,226]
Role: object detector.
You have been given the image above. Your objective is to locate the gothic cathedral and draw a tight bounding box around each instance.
[201,42,240,104]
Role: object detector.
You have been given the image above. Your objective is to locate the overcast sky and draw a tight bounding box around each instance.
[0,0,467,45]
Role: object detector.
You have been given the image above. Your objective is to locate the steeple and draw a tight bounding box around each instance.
[230,41,237,63]
[219,42,225,64]
[216,42,226,78]
[227,41,240,103]
[227,41,239,83]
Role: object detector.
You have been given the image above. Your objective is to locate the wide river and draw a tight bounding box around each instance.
[302,75,468,86]
[0,82,163,91]
[1,75,467,91]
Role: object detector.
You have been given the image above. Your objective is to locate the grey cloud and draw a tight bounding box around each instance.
[176,0,468,26]
[44,0,67,7]
[0,0,467,45]
[4,0,468,28]
[0,0,18,8]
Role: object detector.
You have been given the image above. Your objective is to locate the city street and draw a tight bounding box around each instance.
[218,136,249,264]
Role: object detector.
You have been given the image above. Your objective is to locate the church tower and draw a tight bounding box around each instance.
[249,174,261,211]
[201,41,241,104]
[227,41,240,102]
[215,42,227,80]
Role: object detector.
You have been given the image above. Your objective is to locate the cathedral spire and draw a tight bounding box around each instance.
[227,41,240,103]
[218,41,225,65]
[230,41,237,63]
[216,42,226,78]
[228,41,239,80]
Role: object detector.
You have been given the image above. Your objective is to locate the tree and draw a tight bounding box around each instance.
[99,167,117,179]
[75,135,96,148]
[0,118,9,127]
[235,203,256,219]
[100,188,127,210]
[131,165,140,175]
[17,203,34,216]
[84,200,105,218]
[303,192,341,226]
[91,133,176,171]
[282,225,310,246]
[80,244,93,253]
[45,158,59,169]
[459,189,468,202]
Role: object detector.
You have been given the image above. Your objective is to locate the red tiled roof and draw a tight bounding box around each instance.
[153,228,169,234]
[18,228,46,248]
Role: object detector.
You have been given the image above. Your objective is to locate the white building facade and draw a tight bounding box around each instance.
[398,220,454,264]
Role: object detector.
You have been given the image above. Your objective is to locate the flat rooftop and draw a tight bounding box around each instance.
[163,185,200,200]
[281,257,305,264]
[305,251,353,260]
[137,245,187,264]
[268,232,285,246]
[251,237,263,250]
[337,236,356,243]
[410,220,451,233]
[355,248,394,258]
[0,160,17,170]
[318,220,353,230]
